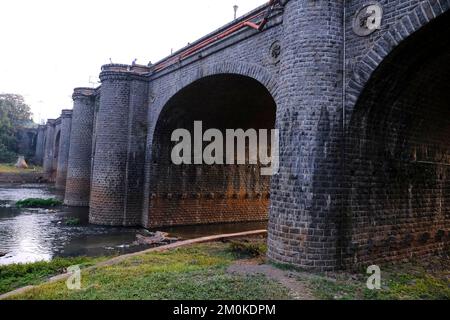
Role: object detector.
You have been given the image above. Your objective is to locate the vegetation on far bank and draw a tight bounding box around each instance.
[0,257,106,295]
[0,163,42,174]
[0,94,35,163]
[15,198,62,208]
[1,237,448,300]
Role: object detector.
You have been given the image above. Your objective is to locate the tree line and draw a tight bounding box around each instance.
[0,94,33,163]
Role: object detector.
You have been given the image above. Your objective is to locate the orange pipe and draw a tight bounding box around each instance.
[154,0,279,73]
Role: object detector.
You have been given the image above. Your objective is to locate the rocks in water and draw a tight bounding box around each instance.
[0,251,8,258]
[135,231,178,246]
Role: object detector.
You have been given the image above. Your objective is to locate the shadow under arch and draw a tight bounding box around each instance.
[146,73,277,228]
[342,9,450,266]
[346,0,450,115]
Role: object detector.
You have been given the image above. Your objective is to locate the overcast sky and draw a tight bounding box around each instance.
[0,0,267,124]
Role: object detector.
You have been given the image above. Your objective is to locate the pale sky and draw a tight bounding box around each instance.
[0,0,267,124]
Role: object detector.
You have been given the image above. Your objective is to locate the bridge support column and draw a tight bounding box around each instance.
[89,64,150,226]
[55,110,73,190]
[34,125,46,165]
[52,119,61,181]
[42,119,55,179]
[268,0,344,271]
[64,88,96,206]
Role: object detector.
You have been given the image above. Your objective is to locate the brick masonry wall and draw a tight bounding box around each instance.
[267,0,344,271]
[47,0,450,271]
[43,119,55,179]
[143,13,283,228]
[55,110,72,190]
[147,74,276,228]
[34,125,46,165]
[343,6,450,267]
[64,88,96,207]
[51,120,61,181]
[89,65,149,226]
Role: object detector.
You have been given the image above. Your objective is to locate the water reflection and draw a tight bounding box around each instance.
[0,183,267,266]
[0,184,149,265]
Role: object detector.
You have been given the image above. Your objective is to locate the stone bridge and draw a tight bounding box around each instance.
[37,0,450,270]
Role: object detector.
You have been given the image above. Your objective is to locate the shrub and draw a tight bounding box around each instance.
[16,198,62,208]
[65,218,81,226]
[229,240,267,257]
[0,144,17,163]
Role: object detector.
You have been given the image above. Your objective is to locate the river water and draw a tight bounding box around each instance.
[0,183,266,265]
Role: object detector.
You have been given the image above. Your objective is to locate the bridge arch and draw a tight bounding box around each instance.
[347,0,450,115]
[145,67,278,228]
[343,8,450,265]
[151,62,278,121]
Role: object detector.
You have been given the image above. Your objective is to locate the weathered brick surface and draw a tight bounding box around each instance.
[55,110,72,189]
[266,0,344,271]
[64,88,96,207]
[147,74,276,227]
[42,119,56,180]
[89,65,150,226]
[342,4,450,268]
[51,119,61,182]
[39,0,450,270]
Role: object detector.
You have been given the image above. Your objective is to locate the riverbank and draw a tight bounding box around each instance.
[2,235,449,300]
[0,164,45,183]
[0,256,108,295]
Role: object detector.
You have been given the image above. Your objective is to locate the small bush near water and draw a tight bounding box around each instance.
[15,198,62,208]
[65,218,81,226]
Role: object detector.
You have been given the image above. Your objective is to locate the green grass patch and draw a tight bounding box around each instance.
[309,258,450,300]
[229,240,267,258]
[16,198,62,208]
[65,218,81,226]
[364,272,450,300]
[6,243,291,300]
[0,256,106,295]
[310,277,363,300]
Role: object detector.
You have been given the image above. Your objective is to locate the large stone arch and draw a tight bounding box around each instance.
[150,61,279,129]
[342,5,450,266]
[143,63,279,228]
[346,0,450,117]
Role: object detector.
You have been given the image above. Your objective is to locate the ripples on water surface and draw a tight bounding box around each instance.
[0,184,149,265]
[0,183,267,266]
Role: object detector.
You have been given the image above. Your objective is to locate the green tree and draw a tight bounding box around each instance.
[0,94,32,162]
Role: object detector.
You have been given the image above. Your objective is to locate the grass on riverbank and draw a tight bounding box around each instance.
[308,255,450,300]
[2,239,449,300]
[5,242,291,300]
[0,257,106,295]
[0,164,42,174]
